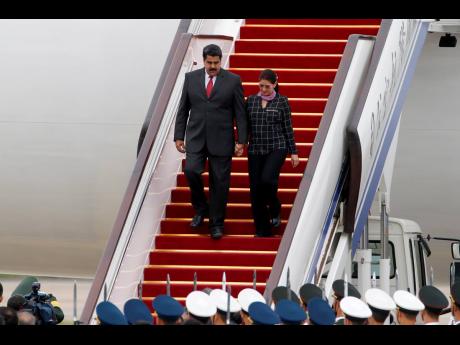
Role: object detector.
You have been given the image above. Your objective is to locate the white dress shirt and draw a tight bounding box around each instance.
[205,71,217,88]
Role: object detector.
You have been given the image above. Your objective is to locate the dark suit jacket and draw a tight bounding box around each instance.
[174,67,248,156]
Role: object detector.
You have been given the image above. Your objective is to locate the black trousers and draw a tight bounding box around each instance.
[184,150,232,228]
[248,149,287,235]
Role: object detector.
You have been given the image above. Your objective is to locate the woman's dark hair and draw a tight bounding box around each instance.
[202,44,222,60]
[259,69,279,93]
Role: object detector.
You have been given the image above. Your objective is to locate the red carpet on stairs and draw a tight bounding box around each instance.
[142,19,380,313]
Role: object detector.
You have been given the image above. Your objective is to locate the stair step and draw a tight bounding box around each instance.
[239,25,380,40]
[143,264,272,282]
[176,172,303,189]
[160,218,286,235]
[244,19,382,26]
[230,53,342,69]
[180,157,307,174]
[165,203,292,219]
[243,82,332,98]
[155,234,281,251]
[287,98,327,113]
[149,250,277,266]
[171,186,297,204]
[229,68,337,83]
[236,39,347,54]
[291,113,322,128]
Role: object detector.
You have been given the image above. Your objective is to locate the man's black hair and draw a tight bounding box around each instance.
[369,305,390,323]
[202,44,222,60]
[7,295,28,311]
[188,313,212,324]
[0,281,3,297]
[0,306,19,325]
[182,317,203,325]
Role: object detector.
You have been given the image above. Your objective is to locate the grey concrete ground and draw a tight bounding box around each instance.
[0,274,92,325]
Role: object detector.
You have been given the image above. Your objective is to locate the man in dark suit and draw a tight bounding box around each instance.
[174,44,248,239]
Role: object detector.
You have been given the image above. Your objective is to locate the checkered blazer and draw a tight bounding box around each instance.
[246,93,297,155]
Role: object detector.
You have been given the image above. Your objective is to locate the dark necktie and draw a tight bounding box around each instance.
[206,76,214,98]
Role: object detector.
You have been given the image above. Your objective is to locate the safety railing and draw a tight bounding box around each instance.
[263,33,377,302]
[80,20,240,324]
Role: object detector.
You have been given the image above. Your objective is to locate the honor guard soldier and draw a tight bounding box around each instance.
[331,279,361,325]
[450,282,460,325]
[152,295,184,325]
[307,297,335,325]
[123,298,154,325]
[271,286,301,307]
[96,301,128,325]
[185,290,216,325]
[275,299,307,325]
[340,296,372,325]
[393,290,425,325]
[237,288,266,325]
[364,288,396,325]
[209,289,241,325]
[248,301,281,325]
[418,285,449,325]
[299,283,323,314]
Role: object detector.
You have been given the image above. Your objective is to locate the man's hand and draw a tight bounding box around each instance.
[235,143,245,157]
[175,140,186,153]
[291,154,300,168]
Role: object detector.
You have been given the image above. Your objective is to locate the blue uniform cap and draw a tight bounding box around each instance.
[275,299,307,324]
[152,294,185,321]
[307,297,335,325]
[248,301,281,325]
[96,301,128,325]
[123,298,153,325]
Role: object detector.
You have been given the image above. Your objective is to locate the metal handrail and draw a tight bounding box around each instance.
[262,33,376,303]
[80,26,193,325]
[80,27,237,324]
[137,20,192,155]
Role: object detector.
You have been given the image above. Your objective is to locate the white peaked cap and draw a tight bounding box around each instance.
[393,290,425,312]
[185,290,217,317]
[365,288,396,311]
[237,288,266,312]
[340,296,372,319]
[210,289,241,313]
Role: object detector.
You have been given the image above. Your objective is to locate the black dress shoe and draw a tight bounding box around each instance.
[190,214,205,228]
[271,215,281,228]
[210,227,223,240]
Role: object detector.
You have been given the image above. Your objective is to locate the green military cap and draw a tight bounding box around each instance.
[299,283,323,307]
[332,279,361,300]
[271,286,301,305]
[11,276,39,296]
[418,285,448,314]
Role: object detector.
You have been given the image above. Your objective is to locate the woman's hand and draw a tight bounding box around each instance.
[291,154,300,168]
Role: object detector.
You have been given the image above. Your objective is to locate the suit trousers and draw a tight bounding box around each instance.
[248,149,287,235]
[184,150,232,228]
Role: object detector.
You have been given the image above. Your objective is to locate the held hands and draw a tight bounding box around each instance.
[175,140,186,153]
[234,143,245,157]
[291,154,300,168]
